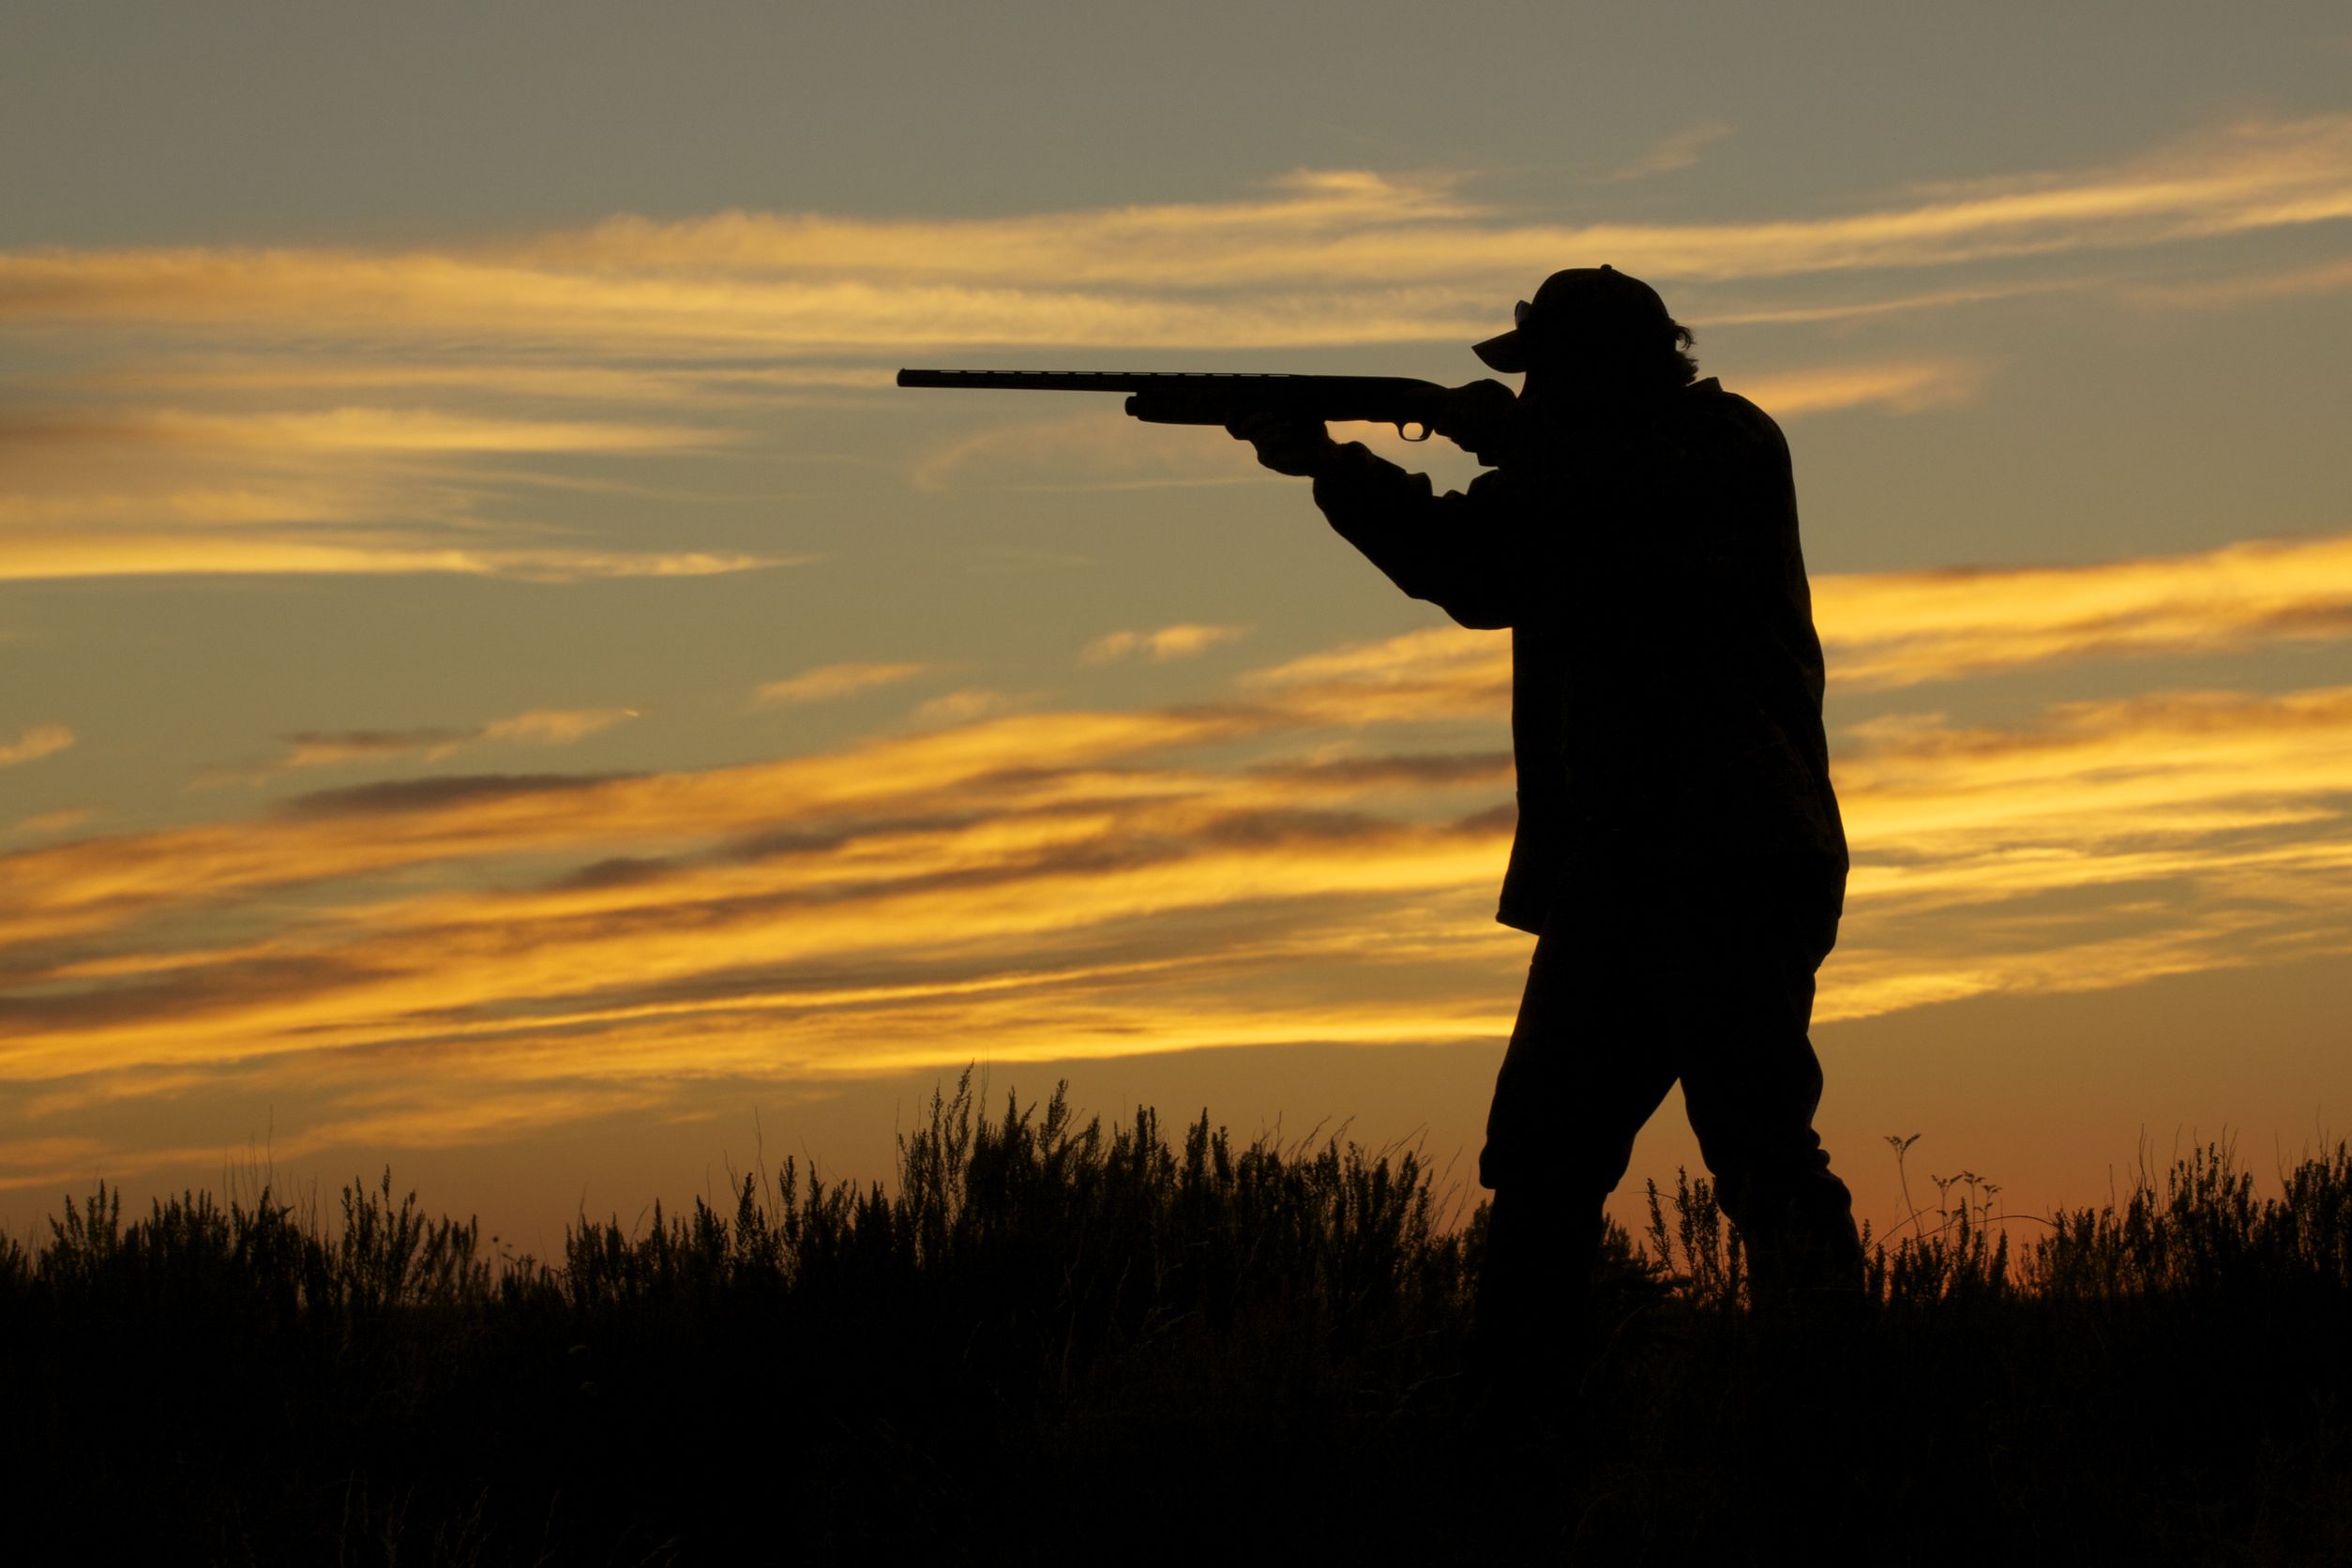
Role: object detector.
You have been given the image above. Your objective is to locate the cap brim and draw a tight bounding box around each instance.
[1473,329,1530,373]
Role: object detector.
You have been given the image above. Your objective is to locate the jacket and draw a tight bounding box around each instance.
[1308,377,1847,934]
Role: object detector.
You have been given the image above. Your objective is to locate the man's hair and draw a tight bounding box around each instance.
[1664,319,1700,386]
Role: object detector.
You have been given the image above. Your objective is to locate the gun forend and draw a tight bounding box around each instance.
[896,369,1450,441]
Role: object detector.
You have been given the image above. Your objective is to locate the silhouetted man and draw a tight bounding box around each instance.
[1229,266,1865,1376]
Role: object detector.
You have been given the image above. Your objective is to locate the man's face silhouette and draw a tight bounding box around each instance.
[1478,265,1681,421]
[1516,354,1640,421]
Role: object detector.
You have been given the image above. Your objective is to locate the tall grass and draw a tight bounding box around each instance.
[3,1073,2345,1564]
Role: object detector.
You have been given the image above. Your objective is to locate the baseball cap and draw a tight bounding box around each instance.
[1473,265,1676,373]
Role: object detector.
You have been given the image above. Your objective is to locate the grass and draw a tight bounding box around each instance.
[2,1071,2344,1564]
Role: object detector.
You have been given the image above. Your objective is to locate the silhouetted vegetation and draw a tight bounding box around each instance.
[4,1073,2344,1563]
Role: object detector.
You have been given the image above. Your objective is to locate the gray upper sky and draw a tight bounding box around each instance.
[8,2,2348,242]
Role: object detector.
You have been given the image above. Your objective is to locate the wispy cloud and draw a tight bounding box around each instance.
[6,115,2340,583]
[207,707,643,782]
[0,398,779,581]
[3,606,2348,1184]
[1237,530,2352,699]
[0,724,74,767]
[755,662,939,707]
[0,535,786,583]
[478,709,641,746]
[0,407,724,456]
[1822,685,2352,1018]
[83,358,895,404]
[1605,122,1733,183]
[1819,532,2352,689]
[1734,359,1983,418]
[1080,625,1251,666]
[1699,278,2094,326]
[271,729,475,770]
[909,688,1016,725]
[8,117,2348,352]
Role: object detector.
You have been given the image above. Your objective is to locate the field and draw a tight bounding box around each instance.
[4,1073,2345,1565]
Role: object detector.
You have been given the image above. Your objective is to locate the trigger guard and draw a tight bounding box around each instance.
[1398,421,1432,443]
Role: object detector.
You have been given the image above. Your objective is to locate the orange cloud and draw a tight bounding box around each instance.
[1820,686,2352,1019]
[1818,532,2352,689]
[909,688,1017,725]
[7,537,2352,1178]
[755,662,940,706]
[0,535,786,583]
[205,707,643,780]
[0,724,74,768]
[88,358,895,404]
[0,406,722,456]
[7,117,2347,351]
[10,117,2334,591]
[477,709,641,746]
[1733,360,1983,418]
[1606,122,1734,183]
[1080,625,1251,665]
[10,638,2346,1087]
[1229,530,2352,700]
[0,397,775,581]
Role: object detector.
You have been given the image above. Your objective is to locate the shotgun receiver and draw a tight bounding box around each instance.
[896,369,1450,441]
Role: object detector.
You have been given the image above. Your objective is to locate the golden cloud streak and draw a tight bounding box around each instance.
[6,635,2349,1091]
[1238,530,2352,698]
[1734,360,1983,418]
[229,708,642,776]
[0,534,785,583]
[1080,624,1252,665]
[0,406,722,455]
[0,400,765,580]
[87,359,896,403]
[755,662,939,707]
[6,118,2347,351]
[1818,532,2352,688]
[0,707,1274,950]
[7,117,2331,588]
[0,724,75,768]
[8,510,2352,1172]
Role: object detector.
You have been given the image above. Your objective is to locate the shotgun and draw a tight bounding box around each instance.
[896,369,1452,442]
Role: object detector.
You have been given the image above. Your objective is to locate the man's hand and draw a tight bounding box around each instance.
[1427,379,1521,467]
[1226,411,1339,477]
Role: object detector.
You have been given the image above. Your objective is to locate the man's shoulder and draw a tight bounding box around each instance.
[1674,377,1792,468]
[1683,376,1785,433]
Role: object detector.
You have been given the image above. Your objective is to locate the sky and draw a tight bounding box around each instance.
[4,2,2348,1252]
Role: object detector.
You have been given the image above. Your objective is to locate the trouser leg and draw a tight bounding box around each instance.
[1675,965,1863,1296]
[1476,927,1676,1369]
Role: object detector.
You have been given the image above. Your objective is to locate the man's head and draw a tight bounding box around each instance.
[1474,266,1698,399]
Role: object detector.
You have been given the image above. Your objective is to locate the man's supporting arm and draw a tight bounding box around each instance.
[1308,443,1525,631]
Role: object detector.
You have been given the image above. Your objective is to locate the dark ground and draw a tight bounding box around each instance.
[4,1080,2344,1564]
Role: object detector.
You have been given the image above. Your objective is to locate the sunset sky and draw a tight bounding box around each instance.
[5,4,2348,1252]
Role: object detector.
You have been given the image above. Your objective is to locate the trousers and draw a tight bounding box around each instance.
[1478,864,1862,1296]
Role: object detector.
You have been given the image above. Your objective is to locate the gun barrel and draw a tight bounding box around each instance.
[896,369,1450,434]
